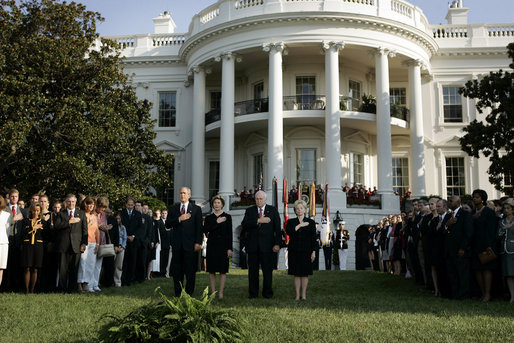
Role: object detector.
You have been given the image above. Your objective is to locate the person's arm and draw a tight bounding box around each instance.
[272,208,282,247]
[227,214,233,252]
[241,208,259,231]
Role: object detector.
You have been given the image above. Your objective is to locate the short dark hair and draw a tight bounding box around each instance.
[472,189,488,204]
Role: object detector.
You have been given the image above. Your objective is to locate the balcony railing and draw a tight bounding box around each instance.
[205,96,409,125]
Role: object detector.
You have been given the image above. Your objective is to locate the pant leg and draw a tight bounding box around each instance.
[323,246,332,270]
[456,256,470,300]
[114,249,125,286]
[160,248,170,276]
[260,251,274,298]
[340,249,348,270]
[122,241,137,285]
[101,256,115,287]
[92,256,103,289]
[446,256,459,299]
[183,250,197,295]
[136,244,147,282]
[247,252,260,297]
[171,248,185,296]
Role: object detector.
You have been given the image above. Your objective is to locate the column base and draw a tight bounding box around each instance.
[379,193,400,212]
[328,188,347,213]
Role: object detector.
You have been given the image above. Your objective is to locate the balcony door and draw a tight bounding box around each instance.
[296,148,316,186]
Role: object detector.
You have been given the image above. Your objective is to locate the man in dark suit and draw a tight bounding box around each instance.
[121,197,145,286]
[53,194,88,293]
[135,201,152,283]
[166,187,203,296]
[241,190,282,298]
[3,189,28,291]
[158,208,172,277]
[444,195,473,300]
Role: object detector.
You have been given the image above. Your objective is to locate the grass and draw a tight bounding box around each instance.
[0,269,513,342]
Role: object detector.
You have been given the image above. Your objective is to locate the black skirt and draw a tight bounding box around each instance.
[22,242,44,268]
[288,250,313,276]
[206,239,230,273]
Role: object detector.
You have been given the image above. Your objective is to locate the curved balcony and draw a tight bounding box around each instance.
[205,95,409,125]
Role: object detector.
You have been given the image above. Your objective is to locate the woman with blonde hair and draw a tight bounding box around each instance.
[285,199,317,300]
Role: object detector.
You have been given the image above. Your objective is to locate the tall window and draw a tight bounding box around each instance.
[349,80,361,111]
[390,88,406,106]
[504,171,512,196]
[392,157,409,196]
[157,155,175,207]
[296,76,316,109]
[210,91,221,111]
[253,154,263,188]
[446,157,466,197]
[158,92,176,127]
[296,149,316,184]
[254,82,264,99]
[351,153,364,185]
[443,86,463,122]
[209,161,220,199]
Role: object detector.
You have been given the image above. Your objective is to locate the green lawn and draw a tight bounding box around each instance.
[1,270,513,342]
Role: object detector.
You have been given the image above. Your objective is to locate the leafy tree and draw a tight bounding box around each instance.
[459,43,514,194]
[0,0,173,206]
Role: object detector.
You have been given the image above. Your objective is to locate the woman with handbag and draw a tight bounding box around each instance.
[91,197,112,292]
[498,198,514,303]
[471,189,498,302]
[77,197,99,293]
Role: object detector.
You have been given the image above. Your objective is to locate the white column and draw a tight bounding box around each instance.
[263,43,284,202]
[191,66,206,203]
[323,41,346,209]
[216,53,235,204]
[407,60,427,197]
[374,48,398,211]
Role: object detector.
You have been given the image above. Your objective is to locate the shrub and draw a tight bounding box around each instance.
[98,287,247,343]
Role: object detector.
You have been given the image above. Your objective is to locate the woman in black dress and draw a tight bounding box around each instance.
[21,203,45,294]
[203,195,233,299]
[286,199,316,300]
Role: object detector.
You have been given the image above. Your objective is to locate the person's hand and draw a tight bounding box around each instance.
[150,242,154,249]
[13,213,23,222]
[94,245,99,254]
[80,244,86,253]
[106,224,113,231]
[99,224,107,232]
[227,249,232,258]
[34,222,43,230]
[194,243,202,252]
[272,244,280,253]
[310,251,315,262]
[457,249,465,258]
[127,235,135,243]
[216,216,227,224]
[69,217,81,225]
[179,213,191,222]
[257,216,271,224]
[446,216,457,226]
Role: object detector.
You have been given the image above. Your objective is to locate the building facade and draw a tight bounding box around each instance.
[105,0,513,269]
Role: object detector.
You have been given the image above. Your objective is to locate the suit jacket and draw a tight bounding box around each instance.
[5,204,28,246]
[107,215,119,247]
[241,204,281,253]
[141,213,153,248]
[120,208,144,246]
[166,202,203,251]
[444,207,473,258]
[156,219,170,249]
[53,208,88,254]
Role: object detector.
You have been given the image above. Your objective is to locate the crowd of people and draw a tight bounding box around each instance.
[365,190,514,303]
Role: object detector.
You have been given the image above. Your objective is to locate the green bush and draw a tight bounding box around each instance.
[99,287,247,343]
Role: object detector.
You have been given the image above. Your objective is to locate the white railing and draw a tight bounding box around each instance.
[341,0,375,5]
[200,6,220,24]
[486,24,514,37]
[432,25,468,38]
[391,0,413,19]
[235,0,264,9]
[116,37,135,48]
[153,34,186,47]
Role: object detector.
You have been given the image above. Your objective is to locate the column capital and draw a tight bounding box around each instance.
[402,59,423,68]
[263,42,287,55]
[322,40,345,52]
[370,47,396,58]
[190,65,204,74]
[214,51,242,62]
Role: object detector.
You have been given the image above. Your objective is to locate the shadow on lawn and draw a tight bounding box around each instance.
[95,270,514,319]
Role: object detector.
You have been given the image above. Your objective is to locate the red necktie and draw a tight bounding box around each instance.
[181,205,185,215]
[12,206,16,216]
[69,210,73,220]
[259,207,263,218]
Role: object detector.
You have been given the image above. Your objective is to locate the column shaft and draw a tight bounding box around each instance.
[219,56,235,199]
[191,68,206,203]
[408,63,426,197]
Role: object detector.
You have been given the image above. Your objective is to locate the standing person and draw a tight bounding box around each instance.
[53,194,88,293]
[159,209,172,277]
[323,229,333,271]
[241,190,281,299]
[21,203,45,294]
[5,189,27,292]
[285,200,316,300]
[433,199,451,297]
[165,187,203,296]
[445,195,474,300]
[113,212,127,287]
[203,195,233,299]
[470,189,498,302]
[121,197,144,286]
[77,197,99,293]
[136,201,152,283]
[335,222,350,270]
[0,196,12,287]
[146,209,161,280]
[498,198,514,303]
[100,207,118,288]
[91,197,111,292]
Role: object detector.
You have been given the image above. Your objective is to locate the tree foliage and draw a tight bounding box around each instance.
[459,43,514,194]
[0,0,173,206]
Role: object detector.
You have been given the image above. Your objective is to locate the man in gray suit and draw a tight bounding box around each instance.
[53,194,88,292]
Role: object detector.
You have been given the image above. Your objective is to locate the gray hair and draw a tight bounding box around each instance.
[255,190,267,199]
